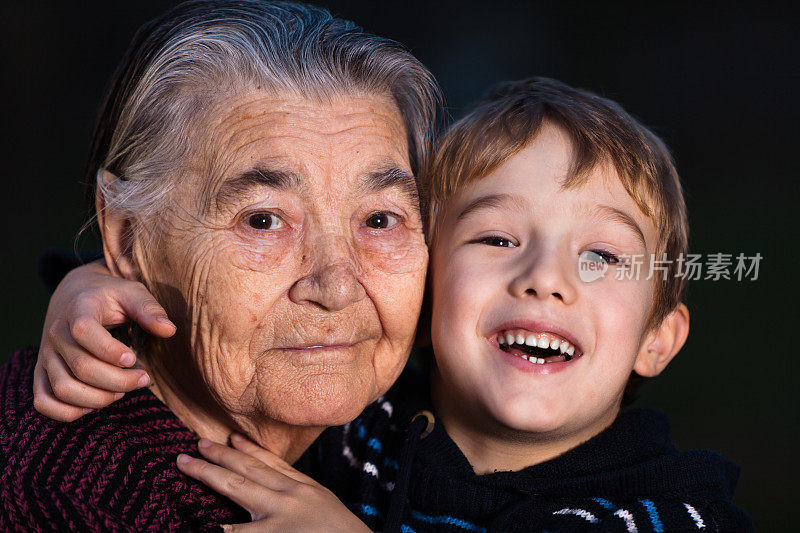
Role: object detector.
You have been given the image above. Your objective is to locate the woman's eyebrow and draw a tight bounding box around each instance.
[456,193,528,221]
[361,166,420,207]
[214,167,300,211]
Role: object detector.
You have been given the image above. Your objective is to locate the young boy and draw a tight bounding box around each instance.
[31,78,752,531]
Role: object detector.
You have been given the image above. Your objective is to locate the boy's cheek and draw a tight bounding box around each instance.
[582,280,652,350]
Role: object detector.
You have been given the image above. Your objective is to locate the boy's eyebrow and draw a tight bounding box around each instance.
[595,205,647,250]
[214,167,300,211]
[456,193,528,221]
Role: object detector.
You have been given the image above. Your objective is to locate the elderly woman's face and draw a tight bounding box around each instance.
[135,92,427,427]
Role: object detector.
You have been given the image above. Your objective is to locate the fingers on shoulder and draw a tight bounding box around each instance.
[32,360,91,422]
[39,350,125,409]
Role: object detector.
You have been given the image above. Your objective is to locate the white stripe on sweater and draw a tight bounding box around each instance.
[553,508,598,523]
[684,503,706,529]
[613,509,638,532]
[341,423,395,492]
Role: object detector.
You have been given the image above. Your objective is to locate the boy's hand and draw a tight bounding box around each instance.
[177,434,372,533]
[33,259,176,422]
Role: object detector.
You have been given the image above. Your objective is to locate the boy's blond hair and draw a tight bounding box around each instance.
[426,77,688,334]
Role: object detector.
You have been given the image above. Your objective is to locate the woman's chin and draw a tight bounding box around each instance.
[259,373,378,427]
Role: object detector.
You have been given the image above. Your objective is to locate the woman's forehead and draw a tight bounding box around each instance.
[188,91,412,200]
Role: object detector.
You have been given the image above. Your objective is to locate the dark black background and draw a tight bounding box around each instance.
[1,2,797,529]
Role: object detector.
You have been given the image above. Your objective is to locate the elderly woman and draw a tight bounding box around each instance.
[0,1,438,529]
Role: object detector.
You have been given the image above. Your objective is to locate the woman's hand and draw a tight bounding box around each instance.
[33,259,176,421]
[177,434,371,533]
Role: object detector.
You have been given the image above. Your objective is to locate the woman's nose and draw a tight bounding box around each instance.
[508,249,577,304]
[288,235,366,311]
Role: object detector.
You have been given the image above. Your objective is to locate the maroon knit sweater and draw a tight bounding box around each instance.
[0,348,250,531]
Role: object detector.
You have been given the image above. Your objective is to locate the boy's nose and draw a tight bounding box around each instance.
[508,250,577,304]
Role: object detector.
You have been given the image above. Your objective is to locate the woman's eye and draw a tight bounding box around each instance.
[364,212,399,229]
[247,213,283,230]
[581,249,619,264]
[479,236,516,248]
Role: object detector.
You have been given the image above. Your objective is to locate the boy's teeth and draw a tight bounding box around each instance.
[525,335,537,346]
[537,337,549,349]
[496,329,580,364]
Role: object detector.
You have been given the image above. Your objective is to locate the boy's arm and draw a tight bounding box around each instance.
[34,259,176,422]
[177,434,371,533]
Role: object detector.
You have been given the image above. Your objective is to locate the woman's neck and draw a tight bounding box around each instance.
[142,353,323,464]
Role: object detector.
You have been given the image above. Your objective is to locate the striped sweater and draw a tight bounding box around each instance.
[0,347,249,531]
[303,366,753,532]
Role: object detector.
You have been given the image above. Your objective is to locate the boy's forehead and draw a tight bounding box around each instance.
[442,136,658,248]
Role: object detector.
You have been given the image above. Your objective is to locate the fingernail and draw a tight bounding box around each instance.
[114,392,124,401]
[82,408,93,415]
[230,433,245,443]
[120,352,135,367]
[198,439,212,449]
[156,316,175,327]
[177,454,192,465]
[137,372,150,388]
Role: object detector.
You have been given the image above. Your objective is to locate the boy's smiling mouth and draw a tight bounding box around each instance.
[492,326,583,365]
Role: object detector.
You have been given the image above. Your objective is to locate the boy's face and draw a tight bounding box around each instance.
[430,124,664,446]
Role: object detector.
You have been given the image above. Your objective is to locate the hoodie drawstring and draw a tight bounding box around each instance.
[383,410,434,533]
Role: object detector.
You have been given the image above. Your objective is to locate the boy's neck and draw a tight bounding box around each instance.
[430,372,621,475]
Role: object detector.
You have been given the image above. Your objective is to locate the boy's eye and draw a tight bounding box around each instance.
[364,212,399,229]
[581,249,620,264]
[479,236,517,248]
[248,213,284,230]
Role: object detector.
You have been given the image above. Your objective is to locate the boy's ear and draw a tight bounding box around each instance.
[96,170,141,281]
[633,303,690,377]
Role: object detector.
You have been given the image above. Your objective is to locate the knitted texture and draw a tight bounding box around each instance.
[0,347,250,532]
[305,367,753,532]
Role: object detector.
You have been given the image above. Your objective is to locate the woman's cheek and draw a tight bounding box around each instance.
[358,229,428,331]
[226,232,297,272]
[355,226,428,276]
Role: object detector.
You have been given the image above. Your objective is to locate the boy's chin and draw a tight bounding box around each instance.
[490,403,570,436]
[485,398,617,443]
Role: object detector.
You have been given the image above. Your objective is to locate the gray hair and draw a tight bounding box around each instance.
[90,0,440,232]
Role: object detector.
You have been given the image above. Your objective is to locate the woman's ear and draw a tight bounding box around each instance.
[633,303,690,377]
[96,170,141,280]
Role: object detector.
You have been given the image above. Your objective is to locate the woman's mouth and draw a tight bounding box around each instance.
[496,330,582,364]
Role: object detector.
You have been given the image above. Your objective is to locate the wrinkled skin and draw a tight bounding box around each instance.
[100,91,428,460]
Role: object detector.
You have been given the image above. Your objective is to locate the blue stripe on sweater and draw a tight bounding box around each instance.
[367,437,382,452]
[357,503,484,533]
[640,499,664,532]
[360,504,382,518]
[590,497,616,510]
[410,509,487,533]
